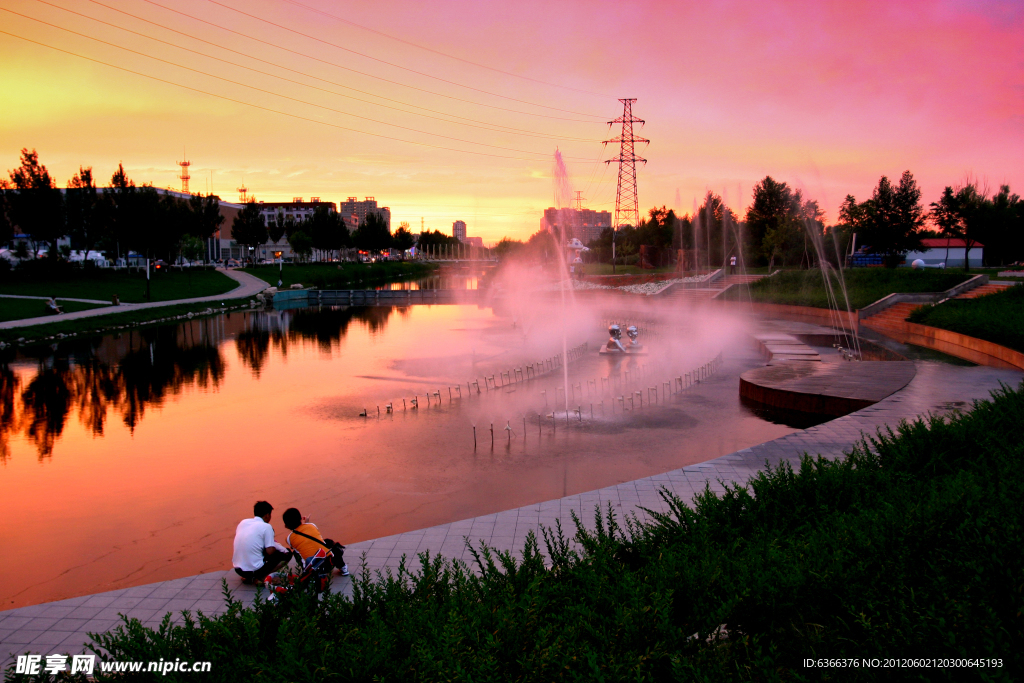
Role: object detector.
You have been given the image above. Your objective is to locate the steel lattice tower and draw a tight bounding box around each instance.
[603,98,648,228]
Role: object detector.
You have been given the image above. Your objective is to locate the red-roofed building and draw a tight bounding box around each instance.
[905,238,983,268]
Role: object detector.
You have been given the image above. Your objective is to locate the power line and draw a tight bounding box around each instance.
[0,28,602,164]
[151,0,605,119]
[32,0,592,142]
[280,0,611,99]
[79,0,597,124]
[1,9,598,159]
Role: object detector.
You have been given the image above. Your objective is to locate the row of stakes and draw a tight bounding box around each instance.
[359,341,590,418]
[475,351,725,447]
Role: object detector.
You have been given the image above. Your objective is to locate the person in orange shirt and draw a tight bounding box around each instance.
[282,507,349,577]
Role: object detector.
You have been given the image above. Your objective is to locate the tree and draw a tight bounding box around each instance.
[985,185,1024,266]
[188,193,225,257]
[695,191,739,268]
[102,163,136,263]
[0,179,14,248]
[927,179,1000,271]
[746,177,794,266]
[493,237,525,260]
[267,210,291,245]
[231,199,268,264]
[353,211,392,252]
[7,149,65,260]
[842,171,923,268]
[180,234,205,265]
[392,225,415,253]
[66,166,105,264]
[308,206,348,260]
[289,230,313,262]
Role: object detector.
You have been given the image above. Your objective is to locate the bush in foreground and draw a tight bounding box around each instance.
[8,385,1024,682]
[908,285,1024,353]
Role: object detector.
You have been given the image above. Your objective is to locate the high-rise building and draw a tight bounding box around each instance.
[541,207,612,244]
[338,196,391,231]
[452,220,467,242]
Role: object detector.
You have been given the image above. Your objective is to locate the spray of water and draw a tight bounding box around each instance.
[553,149,577,413]
[801,216,861,359]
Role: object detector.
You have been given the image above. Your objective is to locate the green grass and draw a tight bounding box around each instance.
[0,301,248,345]
[0,298,109,323]
[241,262,437,290]
[0,268,237,303]
[25,383,1023,681]
[909,284,1024,353]
[724,268,971,309]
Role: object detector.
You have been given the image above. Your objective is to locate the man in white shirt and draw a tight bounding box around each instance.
[232,501,293,584]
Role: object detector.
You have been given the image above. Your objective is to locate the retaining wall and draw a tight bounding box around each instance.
[869,319,1024,370]
[718,301,860,331]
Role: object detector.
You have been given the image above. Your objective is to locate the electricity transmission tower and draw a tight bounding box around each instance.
[603,98,648,228]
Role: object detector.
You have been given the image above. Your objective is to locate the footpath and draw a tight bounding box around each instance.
[0,351,1019,668]
[0,269,269,330]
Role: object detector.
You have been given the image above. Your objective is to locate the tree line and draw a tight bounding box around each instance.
[230,203,462,263]
[1,149,223,267]
[574,171,1024,270]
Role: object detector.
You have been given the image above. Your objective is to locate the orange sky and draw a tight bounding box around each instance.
[1,0,1022,244]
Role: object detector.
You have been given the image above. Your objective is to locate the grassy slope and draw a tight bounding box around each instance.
[0,301,246,344]
[909,284,1024,353]
[241,262,436,289]
[0,298,108,323]
[49,384,1024,682]
[0,268,237,303]
[726,268,970,309]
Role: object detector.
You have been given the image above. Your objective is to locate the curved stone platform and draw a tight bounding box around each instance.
[740,360,917,417]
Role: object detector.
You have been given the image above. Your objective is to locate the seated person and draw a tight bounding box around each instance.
[232,501,293,584]
[45,297,63,315]
[282,507,349,577]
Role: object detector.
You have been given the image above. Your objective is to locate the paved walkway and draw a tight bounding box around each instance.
[0,294,111,304]
[0,269,269,330]
[0,350,1017,668]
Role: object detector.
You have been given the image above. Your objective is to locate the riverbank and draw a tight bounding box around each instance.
[0,269,268,345]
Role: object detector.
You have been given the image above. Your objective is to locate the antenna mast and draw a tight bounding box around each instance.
[177,149,191,194]
[603,98,648,229]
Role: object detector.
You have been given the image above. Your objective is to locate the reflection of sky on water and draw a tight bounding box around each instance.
[0,303,794,609]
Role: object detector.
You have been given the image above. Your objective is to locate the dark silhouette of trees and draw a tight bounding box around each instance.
[840,171,923,268]
[6,149,65,260]
[231,199,268,264]
[289,230,313,262]
[929,180,1024,270]
[392,225,415,252]
[267,210,291,246]
[353,211,392,252]
[65,167,104,264]
[308,205,348,260]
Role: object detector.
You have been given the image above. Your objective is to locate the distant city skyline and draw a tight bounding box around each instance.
[2,0,1021,244]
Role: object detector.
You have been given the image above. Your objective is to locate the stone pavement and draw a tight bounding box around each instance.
[0,269,269,330]
[0,359,1019,669]
[0,294,111,305]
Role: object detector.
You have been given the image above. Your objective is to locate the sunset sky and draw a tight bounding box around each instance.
[1,0,1021,244]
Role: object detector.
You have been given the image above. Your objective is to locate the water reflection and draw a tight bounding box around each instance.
[0,306,408,459]
[236,306,406,374]
[1,325,226,460]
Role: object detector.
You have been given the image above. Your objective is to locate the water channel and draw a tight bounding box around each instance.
[0,292,796,608]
